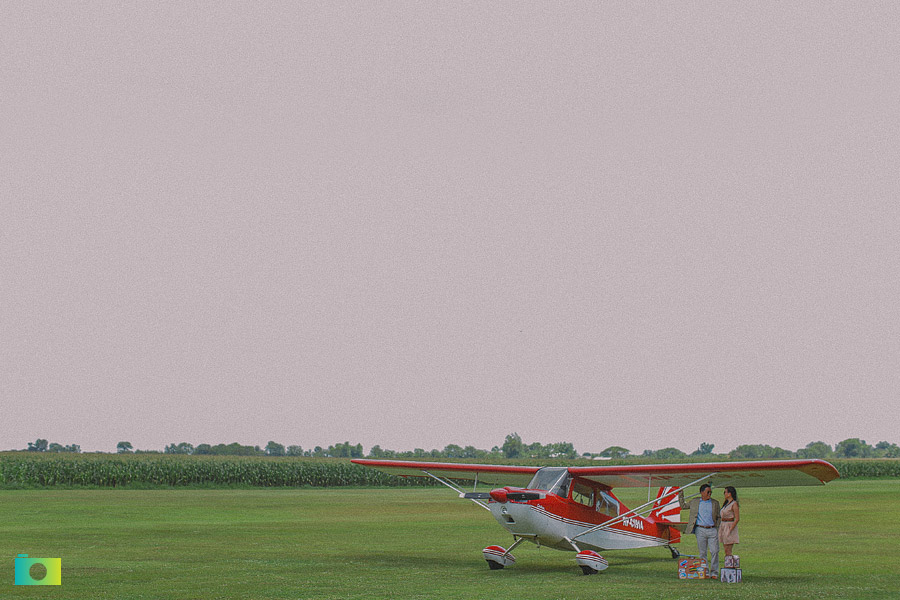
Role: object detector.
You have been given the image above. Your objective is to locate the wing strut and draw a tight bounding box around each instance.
[572,472,717,541]
[422,470,491,512]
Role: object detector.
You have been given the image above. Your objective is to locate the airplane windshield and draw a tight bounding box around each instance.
[527,467,570,494]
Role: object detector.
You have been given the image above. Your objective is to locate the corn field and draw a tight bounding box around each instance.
[831,459,900,478]
[0,453,896,488]
[0,454,433,488]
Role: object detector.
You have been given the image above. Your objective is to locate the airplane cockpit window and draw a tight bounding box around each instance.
[572,482,594,507]
[527,467,568,492]
[596,491,620,517]
[553,474,571,498]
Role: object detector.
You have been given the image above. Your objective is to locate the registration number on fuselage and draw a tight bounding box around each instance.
[621,517,644,530]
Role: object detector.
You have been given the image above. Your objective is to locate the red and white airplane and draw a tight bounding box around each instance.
[353,458,840,574]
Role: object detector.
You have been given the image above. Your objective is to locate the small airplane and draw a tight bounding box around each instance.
[352,457,840,574]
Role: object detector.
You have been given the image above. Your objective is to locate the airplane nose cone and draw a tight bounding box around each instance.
[489,488,508,503]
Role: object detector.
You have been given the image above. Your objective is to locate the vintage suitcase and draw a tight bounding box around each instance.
[677,557,709,579]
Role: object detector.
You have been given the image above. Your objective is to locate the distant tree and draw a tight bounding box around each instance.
[368,445,384,458]
[553,442,578,459]
[194,444,213,455]
[599,446,631,459]
[691,442,715,456]
[117,441,134,454]
[730,444,760,459]
[729,444,794,459]
[525,442,545,458]
[645,447,688,460]
[203,442,261,456]
[875,441,900,458]
[286,445,304,456]
[443,444,464,458]
[327,442,357,458]
[328,441,358,458]
[164,442,194,455]
[835,438,874,458]
[27,439,49,452]
[502,433,524,459]
[797,441,832,458]
[265,441,286,456]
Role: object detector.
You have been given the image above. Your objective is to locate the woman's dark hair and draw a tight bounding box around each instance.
[724,486,739,505]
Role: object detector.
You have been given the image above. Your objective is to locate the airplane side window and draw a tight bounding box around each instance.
[597,491,620,517]
[572,482,594,507]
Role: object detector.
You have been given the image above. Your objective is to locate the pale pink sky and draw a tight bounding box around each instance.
[2,2,898,455]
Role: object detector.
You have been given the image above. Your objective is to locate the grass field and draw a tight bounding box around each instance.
[2,480,898,599]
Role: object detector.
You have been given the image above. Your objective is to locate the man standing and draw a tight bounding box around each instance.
[679,483,720,577]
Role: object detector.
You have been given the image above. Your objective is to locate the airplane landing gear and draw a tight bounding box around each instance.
[575,550,608,574]
[667,545,681,559]
[483,545,515,569]
[483,537,525,570]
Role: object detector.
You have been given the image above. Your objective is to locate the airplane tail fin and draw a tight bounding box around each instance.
[649,486,681,523]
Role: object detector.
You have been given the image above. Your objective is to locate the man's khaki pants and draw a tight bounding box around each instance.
[695,526,720,575]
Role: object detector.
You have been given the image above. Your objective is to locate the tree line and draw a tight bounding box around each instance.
[621,438,900,460]
[16,434,900,460]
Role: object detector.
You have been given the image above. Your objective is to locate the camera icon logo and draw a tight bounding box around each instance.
[14,554,62,586]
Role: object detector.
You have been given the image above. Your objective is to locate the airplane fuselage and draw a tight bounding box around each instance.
[487,483,677,552]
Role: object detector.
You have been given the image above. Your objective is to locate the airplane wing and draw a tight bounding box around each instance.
[351,459,540,487]
[568,459,839,489]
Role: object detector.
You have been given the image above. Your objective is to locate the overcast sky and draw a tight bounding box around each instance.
[2,2,898,455]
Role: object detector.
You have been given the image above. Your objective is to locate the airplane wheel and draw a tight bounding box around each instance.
[669,547,681,559]
[483,546,515,570]
[575,550,608,574]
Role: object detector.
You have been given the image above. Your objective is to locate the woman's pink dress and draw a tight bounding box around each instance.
[719,501,739,544]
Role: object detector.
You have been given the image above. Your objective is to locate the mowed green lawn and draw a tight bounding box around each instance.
[2,480,897,599]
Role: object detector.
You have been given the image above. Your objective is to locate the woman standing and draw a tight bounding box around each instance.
[719,486,740,557]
